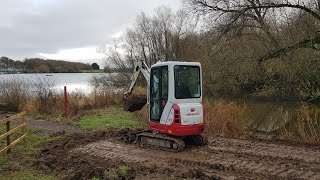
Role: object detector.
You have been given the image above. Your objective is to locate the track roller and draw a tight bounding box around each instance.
[136,133,185,152]
[184,135,207,146]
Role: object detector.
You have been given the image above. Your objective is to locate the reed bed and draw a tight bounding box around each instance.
[0,77,319,143]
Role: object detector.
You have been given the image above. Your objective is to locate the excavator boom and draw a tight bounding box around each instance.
[123,60,150,98]
[123,60,150,112]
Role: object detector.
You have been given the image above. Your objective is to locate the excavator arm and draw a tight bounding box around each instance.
[124,60,150,98]
[123,60,150,112]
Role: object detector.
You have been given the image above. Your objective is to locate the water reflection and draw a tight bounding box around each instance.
[0,73,97,94]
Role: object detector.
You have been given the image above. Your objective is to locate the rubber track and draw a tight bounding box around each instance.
[136,132,185,152]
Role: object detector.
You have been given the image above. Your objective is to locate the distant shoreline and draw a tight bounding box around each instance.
[0,70,105,74]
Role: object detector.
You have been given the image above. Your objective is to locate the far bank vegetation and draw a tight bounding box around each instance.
[0,57,92,73]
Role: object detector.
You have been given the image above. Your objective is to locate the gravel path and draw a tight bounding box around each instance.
[25,119,84,135]
[1,112,84,136]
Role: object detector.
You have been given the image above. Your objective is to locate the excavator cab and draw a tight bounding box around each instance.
[123,61,205,151]
[148,62,204,137]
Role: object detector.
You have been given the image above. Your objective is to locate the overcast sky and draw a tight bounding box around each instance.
[0,0,181,66]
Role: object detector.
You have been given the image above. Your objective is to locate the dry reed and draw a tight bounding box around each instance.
[0,76,30,111]
[204,100,247,137]
[276,104,320,143]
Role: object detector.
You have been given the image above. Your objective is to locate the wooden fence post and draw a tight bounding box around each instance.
[0,112,28,155]
[5,115,10,154]
[64,86,68,118]
[22,114,26,142]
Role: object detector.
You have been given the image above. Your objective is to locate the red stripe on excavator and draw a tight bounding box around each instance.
[149,121,205,136]
[149,104,205,136]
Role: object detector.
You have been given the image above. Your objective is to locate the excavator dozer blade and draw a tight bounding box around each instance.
[123,94,147,112]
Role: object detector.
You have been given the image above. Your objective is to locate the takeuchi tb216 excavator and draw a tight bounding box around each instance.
[123,60,206,151]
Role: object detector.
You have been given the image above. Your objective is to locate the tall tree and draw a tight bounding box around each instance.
[91,63,100,70]
[186,0,320,62]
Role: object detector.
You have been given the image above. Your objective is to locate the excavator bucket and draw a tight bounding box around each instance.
[123,94,147,112]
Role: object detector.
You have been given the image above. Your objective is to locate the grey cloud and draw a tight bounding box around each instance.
[0,0,180,60]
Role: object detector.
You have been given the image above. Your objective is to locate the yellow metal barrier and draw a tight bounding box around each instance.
[0,111,27,154]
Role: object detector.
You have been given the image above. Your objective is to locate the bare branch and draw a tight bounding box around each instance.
[258,34,320,62]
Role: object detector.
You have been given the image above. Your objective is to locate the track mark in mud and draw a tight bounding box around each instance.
[72,140,237,179]
[38,131,320,180]
[205,137,320,179]
[72,137,320,179]
[72,140,150,163]
[208,138,320,163]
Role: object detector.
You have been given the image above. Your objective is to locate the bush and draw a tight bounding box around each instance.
[204,100,247,137]
[67,89,123,119]
[33,77,56,114]
[0,76,30,111]
[90,73,130,89]
[277,104,320,143]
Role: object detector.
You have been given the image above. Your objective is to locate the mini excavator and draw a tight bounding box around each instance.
[123,60,205,151]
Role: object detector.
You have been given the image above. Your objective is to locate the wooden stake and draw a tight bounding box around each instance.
[64,86,68,118]
[22,114,26,142]
[6,115,10,153]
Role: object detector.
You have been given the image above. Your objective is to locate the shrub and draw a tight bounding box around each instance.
[277,104,320,143]
[204,100,247,137]
[67,89,123,119]
[33,77,56,114]
[0,76,30,111]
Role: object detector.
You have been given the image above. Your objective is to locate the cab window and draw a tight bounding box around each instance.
[174,65,201,99]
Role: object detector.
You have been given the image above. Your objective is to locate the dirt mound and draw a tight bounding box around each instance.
[123,94,147,112]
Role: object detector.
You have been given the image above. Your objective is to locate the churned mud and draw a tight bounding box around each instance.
[36,129,320,180]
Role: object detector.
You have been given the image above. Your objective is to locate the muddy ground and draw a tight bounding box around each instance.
[35,129,320,180]
[2,112,319,179]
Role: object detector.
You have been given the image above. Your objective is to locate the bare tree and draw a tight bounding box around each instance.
[185,0,320,62]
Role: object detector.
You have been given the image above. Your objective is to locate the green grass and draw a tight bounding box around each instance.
[0,127,63,179]
[80,69,104,73]
[104,165,131,179]
[29,112,72,125]
[118,165,130,176]
[76,106,146,130]
[0,125,5,134]
[0,156,8,167]
[15,131,63,155]
[0,172,55,180]
[0,106,142,179]
[0,127,63,156]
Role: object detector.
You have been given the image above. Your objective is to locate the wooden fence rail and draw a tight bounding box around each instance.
[0,111,27,154]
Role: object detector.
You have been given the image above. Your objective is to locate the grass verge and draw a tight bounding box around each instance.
[0,128,63,180]
[80,69,104,73]
[76,106,147,130]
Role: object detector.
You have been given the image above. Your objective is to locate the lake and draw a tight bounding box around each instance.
[0,73,100,94]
